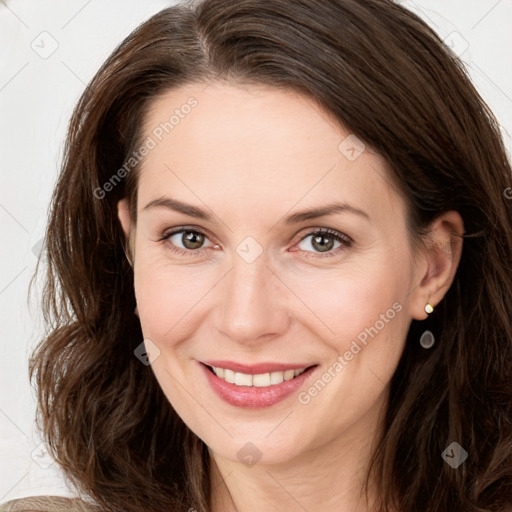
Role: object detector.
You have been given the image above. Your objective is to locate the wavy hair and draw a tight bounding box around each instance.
[29,0,512,510]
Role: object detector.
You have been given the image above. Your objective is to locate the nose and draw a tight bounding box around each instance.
[213,253,290,345]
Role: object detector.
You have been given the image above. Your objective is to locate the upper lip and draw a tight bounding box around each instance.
[201,360,316,375]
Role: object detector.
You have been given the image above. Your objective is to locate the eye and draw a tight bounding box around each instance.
[295,228,352,257]
[157,226,351,258]
[159,228,217,255]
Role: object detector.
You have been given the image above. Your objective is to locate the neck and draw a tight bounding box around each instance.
[209,391,388,512]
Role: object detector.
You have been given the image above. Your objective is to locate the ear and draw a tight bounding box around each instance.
[117,198,135,262]
[409,210,464,320]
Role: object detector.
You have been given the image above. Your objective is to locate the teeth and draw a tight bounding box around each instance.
[211,366,308,387]
[235,372,252,386]
[284,370,295,380]
[224,369,236,384]
[252,373,271,387]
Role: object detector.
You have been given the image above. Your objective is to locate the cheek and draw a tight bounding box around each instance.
[133,260,217,345]
[289,255,410,353]
[289,264,410,441]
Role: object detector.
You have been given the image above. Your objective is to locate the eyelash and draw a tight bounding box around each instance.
[157,226,352,259]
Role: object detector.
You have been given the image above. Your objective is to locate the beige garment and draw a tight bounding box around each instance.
[0,495,100,512]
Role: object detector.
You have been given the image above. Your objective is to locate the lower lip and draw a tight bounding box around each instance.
[199,363,317,409]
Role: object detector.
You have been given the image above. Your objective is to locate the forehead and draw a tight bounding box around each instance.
[136,81,404,226]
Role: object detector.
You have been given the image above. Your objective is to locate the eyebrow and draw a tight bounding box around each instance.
[142,197,370,223]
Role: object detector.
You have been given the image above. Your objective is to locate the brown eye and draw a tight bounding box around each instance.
[163,229,214,253]
[180,231,205,249]
[296,229,351,256]
[310,233,335,252]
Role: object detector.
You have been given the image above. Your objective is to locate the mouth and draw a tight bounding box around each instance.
[203,363,311,387]
[199,361,318,409]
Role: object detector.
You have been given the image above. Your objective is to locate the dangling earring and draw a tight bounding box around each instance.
[420,302,435,348]
[419,330,435,349]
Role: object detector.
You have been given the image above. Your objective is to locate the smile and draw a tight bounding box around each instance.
[199,361,317,409]
[208,365,308,387]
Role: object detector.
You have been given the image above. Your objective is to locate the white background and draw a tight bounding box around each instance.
[1,0,511,503]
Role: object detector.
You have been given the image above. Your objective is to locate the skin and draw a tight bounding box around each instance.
[117,81,463,512]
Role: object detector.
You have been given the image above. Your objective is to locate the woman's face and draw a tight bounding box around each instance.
[118,82,429,465]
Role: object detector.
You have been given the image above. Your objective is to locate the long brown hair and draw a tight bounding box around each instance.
[29,0,512,510]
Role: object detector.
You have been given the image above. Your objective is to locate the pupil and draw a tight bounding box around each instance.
[312,234,334,252]
[183,231,204,249]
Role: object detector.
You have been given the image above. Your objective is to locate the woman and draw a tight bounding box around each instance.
[2,0,511,511]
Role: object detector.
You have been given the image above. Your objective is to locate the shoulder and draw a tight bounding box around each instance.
[0,495,100,512]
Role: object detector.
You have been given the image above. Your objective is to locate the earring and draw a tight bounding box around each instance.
[419,330,435,349]
[425,303,434,314]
